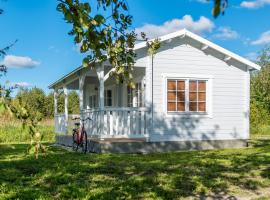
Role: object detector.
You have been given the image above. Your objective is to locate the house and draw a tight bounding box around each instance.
[49,29,261,153]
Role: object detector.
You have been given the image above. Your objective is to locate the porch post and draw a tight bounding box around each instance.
[145,55,153,140]
[53,89,58,116]
[97,64,104,135]
[79,74,86,122]
[64,85,69,135]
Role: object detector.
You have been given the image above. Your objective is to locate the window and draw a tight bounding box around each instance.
[127,87,133,107]
[104,90,112,107]
[127,82,145,107]
[89,95,97,108]
[189,80,206,112]
[167,79,207,113]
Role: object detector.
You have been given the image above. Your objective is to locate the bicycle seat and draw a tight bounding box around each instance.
[74,122,80,126]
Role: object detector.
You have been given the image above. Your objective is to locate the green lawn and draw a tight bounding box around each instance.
[1,141,270,200]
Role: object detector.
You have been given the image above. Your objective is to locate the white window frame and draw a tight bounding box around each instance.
[89,94,97,108]
[127,76,145,108]
[162,73,213,118]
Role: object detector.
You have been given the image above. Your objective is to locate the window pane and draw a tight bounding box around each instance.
[198,92,206,101]
[189,92,197,101]
[177,92,185,101]
[108,99,112,106]
[189,102,197,111]
[199,102,206,112]
[189,81,197,91]
[107,90,112,97]
[198,81,206,91]
[177,102,185,111]
[168,102,176,111]
[168,91,176,101]
[177,80,185,90]
[168,80,176,90]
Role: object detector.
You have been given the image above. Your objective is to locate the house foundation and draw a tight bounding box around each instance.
[55,135,248,153]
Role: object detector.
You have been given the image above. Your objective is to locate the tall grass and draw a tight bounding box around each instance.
[0,115,55,144]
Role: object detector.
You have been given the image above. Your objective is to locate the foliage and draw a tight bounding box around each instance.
[15,88,46,117]
[1,96,47,158]
[57,0,137,85]
[68,90,80,114]
[250,45,270,135]
[13,88,80,118]
[1,140,270,199]
[211,0,228,18]
[0,117,54,143]
[57,0,228,88]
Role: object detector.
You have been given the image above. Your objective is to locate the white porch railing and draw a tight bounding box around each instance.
[55,107,149,138]
[82,107,149,138]
[55,114,65,134]
[55,114,80,134]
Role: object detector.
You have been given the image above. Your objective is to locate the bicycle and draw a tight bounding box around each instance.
[72,117,91,153]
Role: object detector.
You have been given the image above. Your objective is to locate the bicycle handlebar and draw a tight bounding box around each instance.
[72,117,92,121]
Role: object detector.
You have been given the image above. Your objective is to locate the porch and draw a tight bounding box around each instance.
[55,107,149,138]
[50,63,152,140]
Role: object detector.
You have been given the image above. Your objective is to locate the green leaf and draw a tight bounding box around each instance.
[94,14,105,25]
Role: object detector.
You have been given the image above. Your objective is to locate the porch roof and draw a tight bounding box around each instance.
[48,59,95,89]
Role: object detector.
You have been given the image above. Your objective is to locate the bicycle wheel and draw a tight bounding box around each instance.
[72,131,78,151]
[80,131,88,153]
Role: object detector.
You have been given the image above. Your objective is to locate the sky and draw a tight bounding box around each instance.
[0,0,269,94]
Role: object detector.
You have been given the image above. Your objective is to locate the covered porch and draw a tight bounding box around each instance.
[50,63,151,140]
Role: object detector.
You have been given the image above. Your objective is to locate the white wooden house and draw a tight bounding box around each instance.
[49,29,260,153]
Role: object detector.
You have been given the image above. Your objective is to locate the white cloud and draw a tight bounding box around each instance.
[135,15,215,39]
[212,27,239,40]
[251,31,270,45]
[191,0,209,3]
[1,55,40,68]
[13,82,32,88]
[240,0,270,9]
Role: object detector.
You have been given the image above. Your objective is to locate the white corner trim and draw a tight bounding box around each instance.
[245,69,250,139]
[162,73,213,118]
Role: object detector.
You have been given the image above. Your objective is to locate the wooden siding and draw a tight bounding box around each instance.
[147,38,249,142]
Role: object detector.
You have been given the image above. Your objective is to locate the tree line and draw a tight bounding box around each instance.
[14,88,80,118]
[250,46,270,134]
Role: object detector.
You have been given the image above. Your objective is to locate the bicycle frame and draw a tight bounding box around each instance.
[72,117,91,153]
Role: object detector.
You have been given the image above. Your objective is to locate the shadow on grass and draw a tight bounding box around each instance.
[0,141,270,199]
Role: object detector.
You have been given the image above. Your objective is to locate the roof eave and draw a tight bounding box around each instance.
[134,29,261,71]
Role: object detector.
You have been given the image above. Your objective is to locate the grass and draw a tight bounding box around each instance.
[0,140,270,199]
[252,124,270,140]
[0,117,55,143]
[0,117,270,199]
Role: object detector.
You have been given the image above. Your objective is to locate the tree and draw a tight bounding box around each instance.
[16,88,46,117]
[57,0,228,86]
[68,91,79,114]
[250,45,270,133]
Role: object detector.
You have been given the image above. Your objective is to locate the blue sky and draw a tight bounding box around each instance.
[0,0,269,94]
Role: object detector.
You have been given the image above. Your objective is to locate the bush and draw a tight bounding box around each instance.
[250,101,270,135]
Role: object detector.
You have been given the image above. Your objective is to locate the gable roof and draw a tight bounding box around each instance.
[134,29,261,71]
[49,29,260,89]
